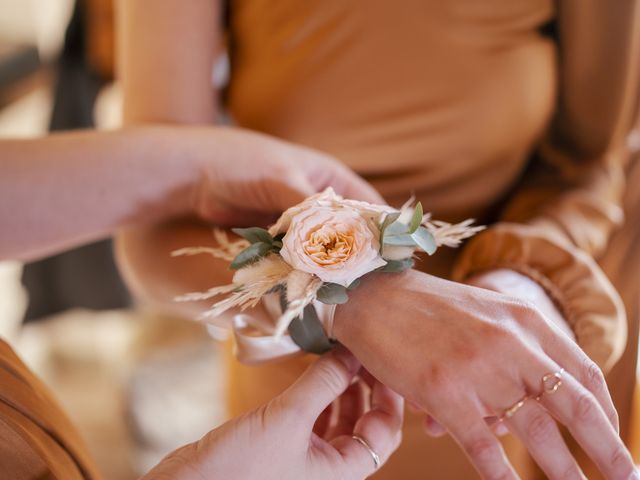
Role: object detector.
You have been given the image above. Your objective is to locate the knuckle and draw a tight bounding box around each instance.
[315,361,347,395]
[465,437,501,465]
[573,392,599,423]
[515,299,542,321]
[487,322,515,341]
[582,359,606,393]
[525,412,556,444]
[251,403,272,431]
[269,393,307,422]
[419,364,451,393]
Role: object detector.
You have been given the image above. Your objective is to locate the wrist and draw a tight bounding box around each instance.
[333,269,421,345]
[131,126,206,219]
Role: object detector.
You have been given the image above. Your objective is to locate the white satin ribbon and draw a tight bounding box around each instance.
[203,293,337,364]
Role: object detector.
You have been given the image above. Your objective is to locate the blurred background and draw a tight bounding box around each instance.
[0,1,227,478]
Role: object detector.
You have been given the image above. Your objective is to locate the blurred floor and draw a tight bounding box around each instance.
[15,309,227,480]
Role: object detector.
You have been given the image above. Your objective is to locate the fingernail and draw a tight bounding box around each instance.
[333,347,360,374]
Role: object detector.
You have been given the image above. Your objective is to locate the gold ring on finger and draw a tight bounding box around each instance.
[500,395,530,420]
[536,368,564,400]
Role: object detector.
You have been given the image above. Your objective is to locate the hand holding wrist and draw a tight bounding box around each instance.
[141,348,403,480]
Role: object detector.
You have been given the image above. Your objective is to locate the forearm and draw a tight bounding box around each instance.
[0,127,202,261]
[115,219,234,315]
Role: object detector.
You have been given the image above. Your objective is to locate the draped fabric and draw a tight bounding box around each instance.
[0,340,100,480]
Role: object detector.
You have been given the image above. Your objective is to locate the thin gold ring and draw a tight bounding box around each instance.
[536,368,565,400]
[352,435,380,469]
[500,395,530,420]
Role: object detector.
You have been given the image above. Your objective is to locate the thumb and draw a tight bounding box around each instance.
[278,347,360,425]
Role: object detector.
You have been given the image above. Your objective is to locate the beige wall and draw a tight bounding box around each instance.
[0,0,74,59]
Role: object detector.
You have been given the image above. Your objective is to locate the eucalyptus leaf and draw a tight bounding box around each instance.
[288,305,336,354]
[378,211,402,247]
[409,202,423,233]
[377,258,415,272]
[384,221,409,237]
[230,242,274,269]
[383,234,417,246]
[347,278,361,290]
[316,283,349,304]
[232,227,274,245]
[411,226,437,255]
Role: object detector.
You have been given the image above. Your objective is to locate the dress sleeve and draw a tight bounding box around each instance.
[452,0,640,372]
[0,340,99,479]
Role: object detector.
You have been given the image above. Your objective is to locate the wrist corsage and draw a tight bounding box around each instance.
[173,188,483,357]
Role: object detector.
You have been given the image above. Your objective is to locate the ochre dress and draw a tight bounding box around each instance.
[222,1,640,478]
[0,339,100,480]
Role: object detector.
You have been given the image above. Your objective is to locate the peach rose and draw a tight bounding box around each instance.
[269,187,396,237]
[280,206,387,287]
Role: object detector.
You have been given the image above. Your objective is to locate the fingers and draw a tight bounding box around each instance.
[424,415,447,437]
[534,372,637,479]
[332,381,404,478]
[324,380,367,440]
[353,380,404,459]
[537,319,619,432]
[303,155,385,204]
[425,414,509,438]
[503,399,585,479]
[331,168,385,204]
[269,169,316,210]
[280,347,360,425]
[439,405,519,480]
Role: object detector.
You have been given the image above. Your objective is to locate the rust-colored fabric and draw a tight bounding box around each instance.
[224,1,640,478]
[0,339,100,480]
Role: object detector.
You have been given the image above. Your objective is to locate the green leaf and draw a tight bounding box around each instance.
[288,305,336,354]
[383,234,416,246]
[377,258,415,272]
[378,211,402,247]
[230,242,274,269]
[409,202,423,233]
[316,283,349,304]
[232,227,273,245]
[411,226,437,255]
[347,278,361,290]
[384,221,409,237]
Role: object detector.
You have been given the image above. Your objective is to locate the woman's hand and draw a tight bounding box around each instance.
[141,348,403,480]
[185,127,383,225]
[465,269,574,340]
[115,126,382,310]
[334,269,636,479]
